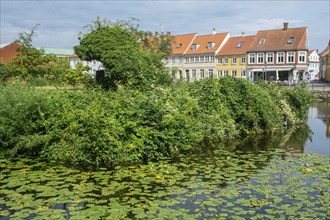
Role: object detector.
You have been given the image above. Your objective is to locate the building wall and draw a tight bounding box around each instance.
[326,54,330,81]
[216,55,247,78]
[69,57,104,76]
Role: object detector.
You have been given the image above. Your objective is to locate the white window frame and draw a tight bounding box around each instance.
[179,57,183,64]
[205,56,209,62]
[277,52,285,64]
[241,57,246,64]
[217,70,222,77]
[209,69,214,77]
[192,69,196,79]
[266,52,274,64]
[257,53,264,64]
[248,53,256,64]
[224,58,228,64]
[200,69,205,78]
[200,56,204,62]
[232,57,237,64]
[195,56,200,62]
[240,69,246,77]
[232,70,237,77]
[224,70,228,77]
[287,51,295,64]
[298,51,307,63]
[185,57,189,63]
[210,56,214,61]
[190,57,195,62]
[218,58,222,64]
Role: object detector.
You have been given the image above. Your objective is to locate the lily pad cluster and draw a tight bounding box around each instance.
[0,150,329,219]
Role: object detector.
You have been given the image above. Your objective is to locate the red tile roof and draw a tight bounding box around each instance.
[185,33,229,55]
[0,42,21,64]
[171,33,197,55]
[70,53,78,58]
[248,27,307,52]
[217,35,255,56]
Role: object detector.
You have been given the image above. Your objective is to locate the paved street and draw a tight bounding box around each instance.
[306,81,330,92]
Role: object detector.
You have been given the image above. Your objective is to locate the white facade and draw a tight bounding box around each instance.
[306,50,320,80]
[69,56,104,77]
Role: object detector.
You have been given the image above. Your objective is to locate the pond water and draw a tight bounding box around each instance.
[0,102,329,219]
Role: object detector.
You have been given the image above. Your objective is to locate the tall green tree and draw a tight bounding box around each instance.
[5,25,55,79]
[74,17,172,90]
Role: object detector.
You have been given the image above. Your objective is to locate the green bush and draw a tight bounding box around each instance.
[0,79,313,168]
[0,84,50,156]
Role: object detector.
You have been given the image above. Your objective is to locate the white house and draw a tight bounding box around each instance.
[306,49,320,80]
[69,54,104,78]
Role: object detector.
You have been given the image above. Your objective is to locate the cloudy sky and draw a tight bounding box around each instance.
[1,0,329,51]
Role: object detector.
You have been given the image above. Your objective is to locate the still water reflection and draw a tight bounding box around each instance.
[304,101,330,156]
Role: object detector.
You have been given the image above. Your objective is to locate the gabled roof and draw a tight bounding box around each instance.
[185,32,229,55]
[248,26,307,52]
[320,41,330,56]
[217,35,255,56]
[171,33,197,55]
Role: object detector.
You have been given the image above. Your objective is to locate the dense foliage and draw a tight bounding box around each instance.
[74,18,172,90]
[0,78,313,168]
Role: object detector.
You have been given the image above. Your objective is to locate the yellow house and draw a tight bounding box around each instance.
[216,35,255,78]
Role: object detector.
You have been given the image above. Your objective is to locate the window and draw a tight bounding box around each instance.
[218,58,222,64]
[207,42,215,49]
[232,70,237,76]
[258,39,265,45]
[209,69,214,77]
[185,70,190,81]
[266,52,274,64]
[192,44,198,50]
[200,56,205,62]
[217,70,222,77]
[192,69,196,79]
[195,56,200,62]
[232,57,237,64]
[200,69,205,78]
[179,57,183,63]
[177,43,182,48]
[287,52,295,63]
[277,52,285,63]
[185,57,189,63]
[224,70,228,77]
[237,42,244,48]
[298,51,306,63]
[240,69,246,77]
[190,57,195,62]
[172,57,175,64]
[287,37,294,44]
[257,53,264,64]
[224,58,228,64]
[205,56,209,62]
[210,56,214,61]
[241,57,246,64]
[248,53,256,64]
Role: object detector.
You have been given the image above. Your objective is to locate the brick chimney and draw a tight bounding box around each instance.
[212,28,216,35]
[283,22,289,30]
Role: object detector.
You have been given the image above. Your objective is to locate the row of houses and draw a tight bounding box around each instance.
[1,23,329,82]
[166,23,322,83]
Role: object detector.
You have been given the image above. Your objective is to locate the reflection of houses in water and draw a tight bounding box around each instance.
[314,102,330,138]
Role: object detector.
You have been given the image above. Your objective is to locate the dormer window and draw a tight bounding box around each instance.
[258,39,265,45]
[177,43,183,48]
[237,42,244,48]
[207,42,215,49]
[192,43,199,50]
[287,37,294,44]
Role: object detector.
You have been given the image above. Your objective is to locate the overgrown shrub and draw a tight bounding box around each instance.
[0,79,313,168]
